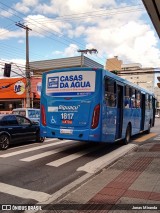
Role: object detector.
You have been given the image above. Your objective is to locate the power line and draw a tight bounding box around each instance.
[0,2,106,64]
[37,8,143,23]
[0,2,113,66]
[0,1,158,70]
[0,60,25,68]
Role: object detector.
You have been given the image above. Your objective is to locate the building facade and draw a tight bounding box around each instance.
[105,57,156,93]
[105,56,122,71]
[120,64,155,93]
[0,77,42,114]
[30,56,103,76]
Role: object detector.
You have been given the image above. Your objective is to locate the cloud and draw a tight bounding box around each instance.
[14,0,39,13]
[63,44,79,56]
[0,0,160,68]
[83,20,160,67]
[18,39,24,44]
[0,28,24,40]
[53,50,63,55]
[0,9,13,18]
[24,15,72,36]
[52,44,79,57]
[35,0,117,15]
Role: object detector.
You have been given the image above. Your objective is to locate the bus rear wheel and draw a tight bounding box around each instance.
[123,125,131,145]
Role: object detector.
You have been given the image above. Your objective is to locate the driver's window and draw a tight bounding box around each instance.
[17,116,30,125]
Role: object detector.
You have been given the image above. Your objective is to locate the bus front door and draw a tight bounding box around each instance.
[116,85,123,139]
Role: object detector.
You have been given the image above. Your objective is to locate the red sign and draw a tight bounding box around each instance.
[62,120,72,124]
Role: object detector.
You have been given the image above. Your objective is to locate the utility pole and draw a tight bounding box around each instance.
[77,48,98,67]
[16,22,32,108]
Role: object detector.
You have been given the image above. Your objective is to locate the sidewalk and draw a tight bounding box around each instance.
[58,141,160,212]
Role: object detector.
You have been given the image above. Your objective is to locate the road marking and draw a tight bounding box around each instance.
[77,144,138,174]
[133,133,157,142]
[46,146,99,167]
[0,182,51,202]
[0,140,73,158]
[20,147,65,162]
[153,135,160,140]
[24,144,138,213]
[8,138,57,150]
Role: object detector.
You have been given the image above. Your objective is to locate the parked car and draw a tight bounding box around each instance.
[12,108,40,124]
[0,114,44,150]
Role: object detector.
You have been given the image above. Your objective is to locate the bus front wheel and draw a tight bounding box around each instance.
[123,125,131,145]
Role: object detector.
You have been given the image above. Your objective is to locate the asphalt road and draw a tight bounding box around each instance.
[0,118,159,208]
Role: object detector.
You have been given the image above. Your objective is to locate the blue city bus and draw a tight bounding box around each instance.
[40,67,156,144]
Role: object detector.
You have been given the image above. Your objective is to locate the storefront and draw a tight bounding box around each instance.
[0,77,42,114]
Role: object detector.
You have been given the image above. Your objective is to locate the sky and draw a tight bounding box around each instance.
[0,0,160,78]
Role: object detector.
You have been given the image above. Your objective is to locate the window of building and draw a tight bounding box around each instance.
[0,101,22,112]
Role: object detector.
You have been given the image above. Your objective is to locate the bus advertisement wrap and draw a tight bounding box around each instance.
[46,71,96,97]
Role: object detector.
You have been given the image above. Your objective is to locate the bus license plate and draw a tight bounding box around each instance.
[62,120,72,124]
[60,129,73,134]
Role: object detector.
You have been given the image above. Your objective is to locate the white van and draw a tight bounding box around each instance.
[12,108,40,124]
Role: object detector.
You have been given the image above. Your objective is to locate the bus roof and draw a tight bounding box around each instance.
[43,67,155,97]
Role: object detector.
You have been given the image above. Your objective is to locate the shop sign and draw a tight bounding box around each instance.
[14,81,25,95]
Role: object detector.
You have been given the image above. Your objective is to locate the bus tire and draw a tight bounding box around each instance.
[36,131,45,143]
[123,125,131,145]
[39,137,45,143]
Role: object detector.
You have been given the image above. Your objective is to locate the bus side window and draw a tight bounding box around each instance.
[145,94,149,109]
[136,91,141,108]
[124,86,130,108]
[131,88,136,108]
[105,77,116,107]
[149,95,153,109]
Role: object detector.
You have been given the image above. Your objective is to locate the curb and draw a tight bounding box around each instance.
[25,143,138,213]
